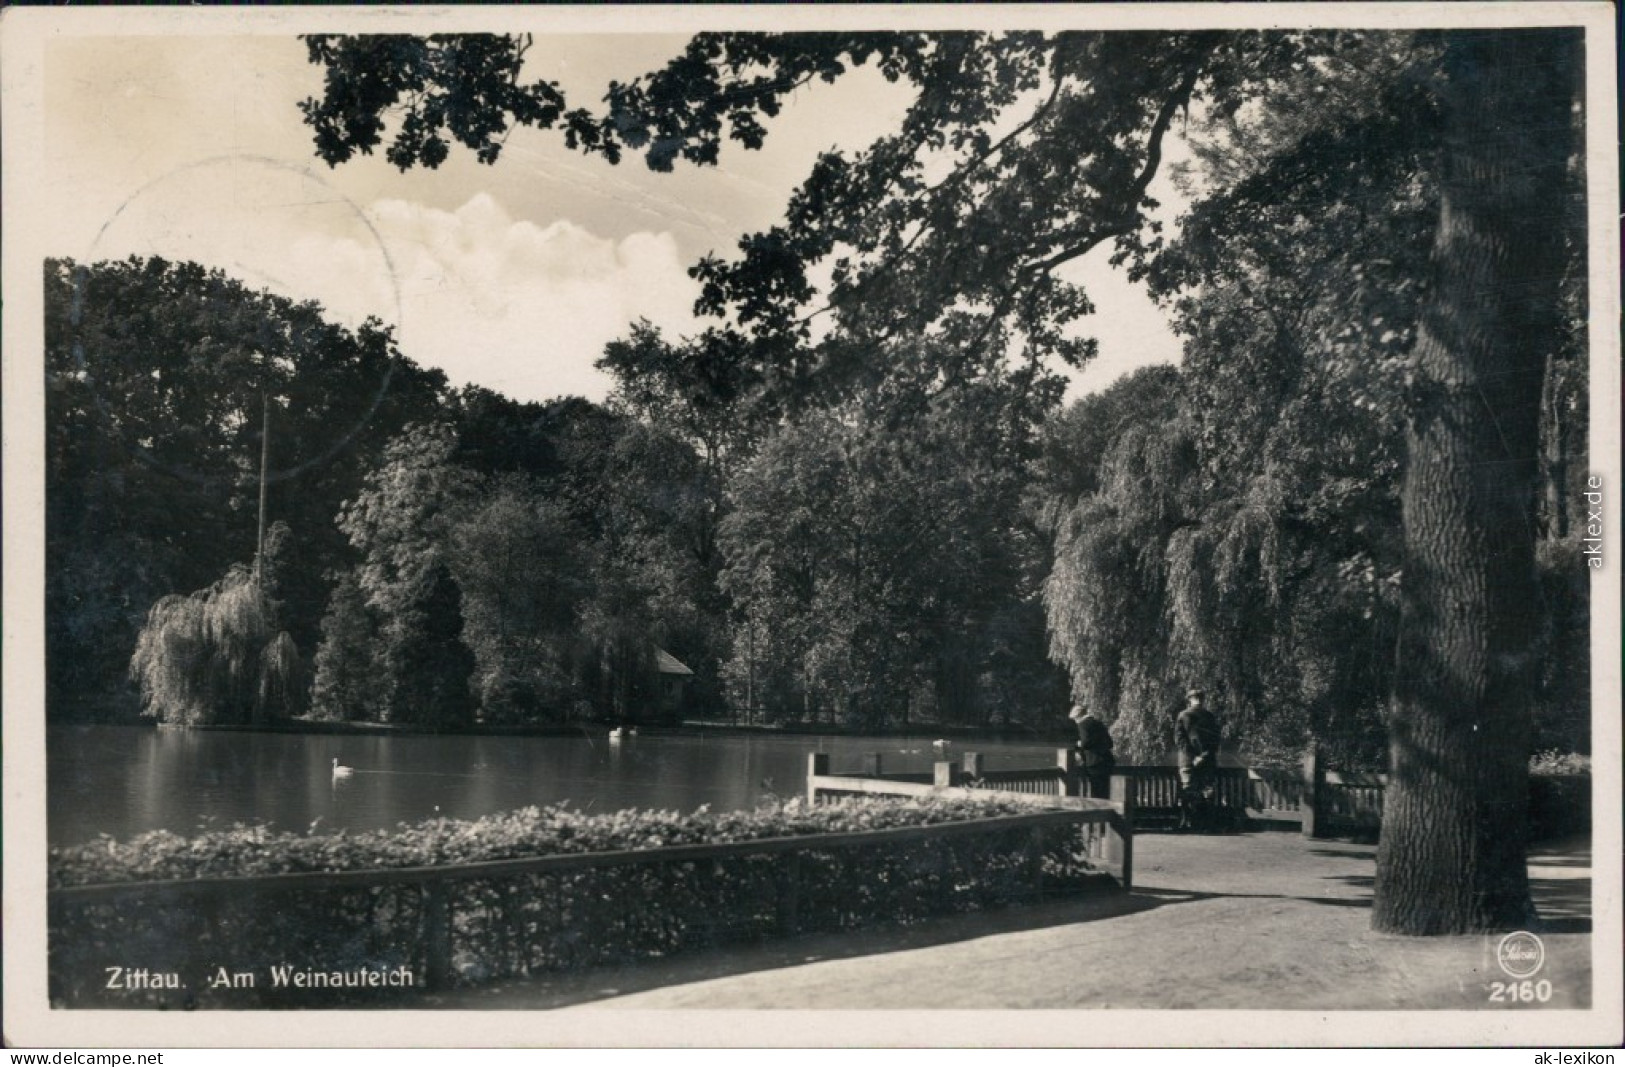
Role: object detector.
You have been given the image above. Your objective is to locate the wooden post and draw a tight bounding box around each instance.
[806,752,829,804]
[1057,747,1080,796]
[862,752,884,777]
[962,752,984,780]
[421,881,451,990]
[934,760,961,789]
[1107,774,1135,891]
[1302,747,1323,839]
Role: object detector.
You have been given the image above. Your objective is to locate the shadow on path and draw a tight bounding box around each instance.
[413,831,1591,1010]
[1308,847,1378,861]
[420,863,1379,1009]
[1134,885,1371,909]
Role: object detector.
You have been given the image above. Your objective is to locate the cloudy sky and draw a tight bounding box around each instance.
[45,31,1181,406]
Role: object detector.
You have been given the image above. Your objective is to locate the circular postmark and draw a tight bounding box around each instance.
[1496,930,1546,979]
[71,153,405,489]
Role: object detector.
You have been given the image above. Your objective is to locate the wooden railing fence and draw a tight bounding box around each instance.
[808,748,1385,839]
[806,752,1134,890]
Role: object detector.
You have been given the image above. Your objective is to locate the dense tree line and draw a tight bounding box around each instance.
[46,256,447,720]
[57,225,1583,743]
[47,260,741,728]
[49,253,1060,731]
[719,368,1064,729]
[309,393,731,726]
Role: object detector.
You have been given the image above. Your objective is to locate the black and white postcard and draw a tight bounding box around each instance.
[3,2,1619,1049]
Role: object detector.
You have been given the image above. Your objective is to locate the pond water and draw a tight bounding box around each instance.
[46,725,1067,847]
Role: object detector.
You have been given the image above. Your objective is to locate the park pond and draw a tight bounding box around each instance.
[47,725,1067,848]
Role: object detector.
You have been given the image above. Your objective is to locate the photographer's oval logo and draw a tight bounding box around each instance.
[1496,931,1545,979]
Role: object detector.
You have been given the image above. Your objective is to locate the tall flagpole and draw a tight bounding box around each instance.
[255,391,270,583]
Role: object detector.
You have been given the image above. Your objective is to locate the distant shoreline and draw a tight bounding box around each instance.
[59,717,1071,744]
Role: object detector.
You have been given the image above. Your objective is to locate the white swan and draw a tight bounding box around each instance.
[331,758,354,778]
[608,727,626,742]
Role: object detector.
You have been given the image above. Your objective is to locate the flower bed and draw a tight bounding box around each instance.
[50,797,1113,1007]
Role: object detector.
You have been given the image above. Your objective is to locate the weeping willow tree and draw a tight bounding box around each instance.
[1042,387,1199,762]
[1042,360,1399,768]
[129,562,304,725]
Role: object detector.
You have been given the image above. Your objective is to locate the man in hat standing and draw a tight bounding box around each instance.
[1068,704,1116,799]
[1175,688,1222,828]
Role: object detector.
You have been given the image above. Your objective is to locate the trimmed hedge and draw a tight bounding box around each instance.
[50,796,1040,888]
[50,797,1112,1007]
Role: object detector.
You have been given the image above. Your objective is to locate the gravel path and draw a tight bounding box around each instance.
[421,832,1592,1013]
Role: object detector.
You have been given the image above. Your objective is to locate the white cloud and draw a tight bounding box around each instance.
[78,152,1165,410]
[345,194,702,403]
[86,165,703,405]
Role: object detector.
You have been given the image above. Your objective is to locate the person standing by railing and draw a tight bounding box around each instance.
[1175,688,1222,829]
[1069,704,1116,799]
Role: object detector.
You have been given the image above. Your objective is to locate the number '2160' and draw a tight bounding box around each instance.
[1489,979,1553,1003]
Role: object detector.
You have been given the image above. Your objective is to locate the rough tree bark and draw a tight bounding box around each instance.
[1373,29,1581,934]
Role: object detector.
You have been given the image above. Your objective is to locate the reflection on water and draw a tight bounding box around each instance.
[47,726,1063,847]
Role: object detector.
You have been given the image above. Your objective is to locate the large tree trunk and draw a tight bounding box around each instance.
[1373,29,1580,934]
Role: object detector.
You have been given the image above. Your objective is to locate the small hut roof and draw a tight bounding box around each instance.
[655,648,694,676]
